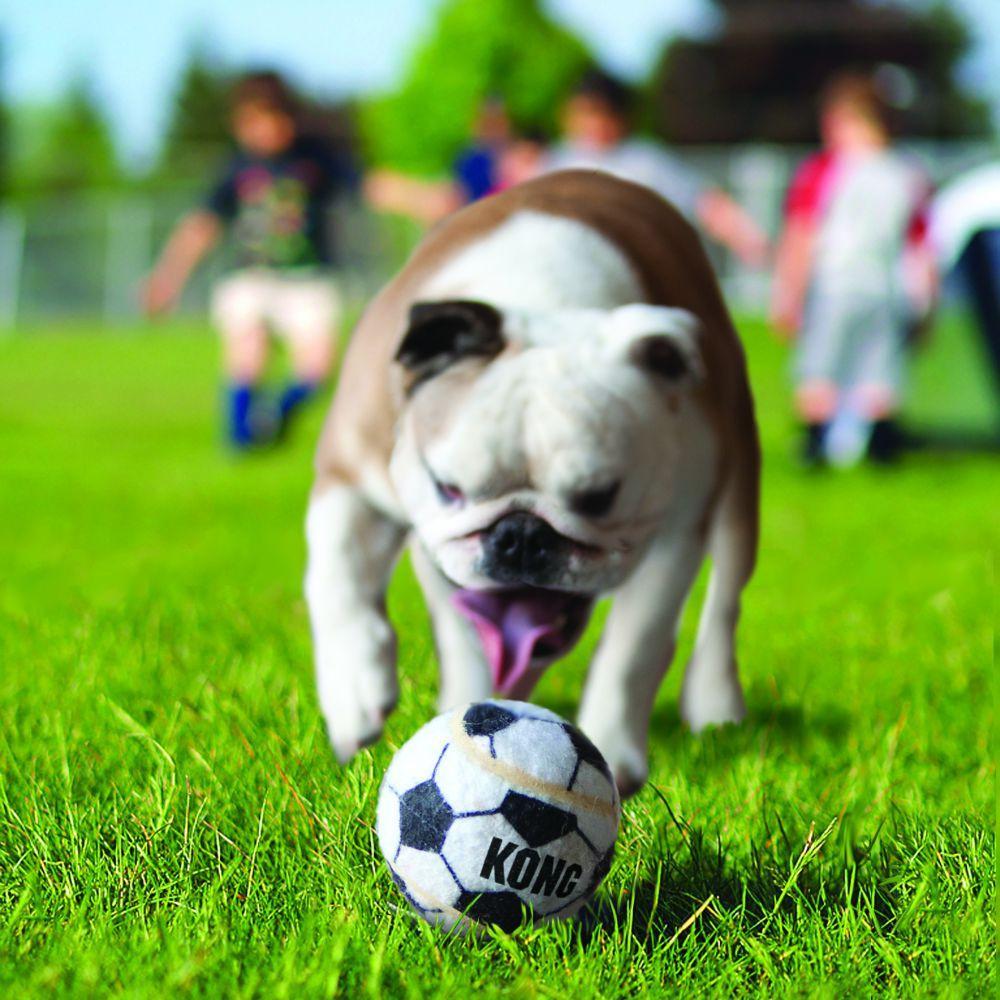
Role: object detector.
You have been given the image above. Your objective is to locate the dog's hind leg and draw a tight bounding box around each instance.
[305,480,406,762]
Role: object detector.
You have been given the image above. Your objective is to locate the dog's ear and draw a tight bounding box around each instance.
[603,304,703,385]
[395,300,505,393]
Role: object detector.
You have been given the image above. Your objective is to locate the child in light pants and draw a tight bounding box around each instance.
[144,71,354,448]
[209,269,340,445]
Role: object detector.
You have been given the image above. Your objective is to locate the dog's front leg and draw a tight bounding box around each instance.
[578,531,705,797]
[409,541,493,710]
[305,481,406,762]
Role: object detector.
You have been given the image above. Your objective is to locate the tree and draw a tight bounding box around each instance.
[361,0,594,174]
[0,38,8,197]
[649,0,992,144]
[157,40,231,177]
[7,73,119,196]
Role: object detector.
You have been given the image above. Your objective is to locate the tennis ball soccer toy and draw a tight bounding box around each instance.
[376,700,620,933]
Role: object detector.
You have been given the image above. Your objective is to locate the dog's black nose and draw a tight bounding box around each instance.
[481,512,566,585]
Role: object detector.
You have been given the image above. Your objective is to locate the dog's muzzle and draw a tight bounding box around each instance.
[479,511,568,587]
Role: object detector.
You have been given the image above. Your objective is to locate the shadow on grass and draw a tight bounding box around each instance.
[576,803,897,951]
[649,701,851,748]
[544,695,852,760]
[536,698,876,947]
[904,424,1000,455]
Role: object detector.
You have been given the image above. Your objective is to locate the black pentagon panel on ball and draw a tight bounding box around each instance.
[463,702,518,737]
[455,889,529,933]
[499,791,577,847]
[564,724,613,783]
[398,780,455,853]
[587,845,615,894]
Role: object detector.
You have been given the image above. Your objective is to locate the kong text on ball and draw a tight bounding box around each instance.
[376,700,620,933]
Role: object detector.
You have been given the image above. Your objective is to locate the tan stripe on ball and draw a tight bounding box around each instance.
[449,712,618,820]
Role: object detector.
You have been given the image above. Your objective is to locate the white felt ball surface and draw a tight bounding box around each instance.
[376,700,620,933]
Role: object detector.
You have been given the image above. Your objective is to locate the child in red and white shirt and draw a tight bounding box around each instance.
[771,73,937,466]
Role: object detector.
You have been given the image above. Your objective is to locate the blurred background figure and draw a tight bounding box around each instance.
[544,70,770,266]
[770,72,937,467]
[142,70,356,449]
[495,129,550,191]
[930,160,1000,412]
[453,96,513,202]
[364,96,515,223]
[369,68,772,269]
[2,0,997,457]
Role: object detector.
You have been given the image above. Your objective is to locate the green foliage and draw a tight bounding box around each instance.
[156,39,232,179]
[0,314,994,996]
[920,0,992,136]
[0,39,9,197]
[360,0,593,174]
[7,74,119,196]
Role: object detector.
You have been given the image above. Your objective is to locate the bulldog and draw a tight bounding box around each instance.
[305,170,759,796]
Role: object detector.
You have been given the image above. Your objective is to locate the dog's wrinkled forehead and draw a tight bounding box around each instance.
[422,350,617,491]
[395,299,702,497]
[395,298,702,389]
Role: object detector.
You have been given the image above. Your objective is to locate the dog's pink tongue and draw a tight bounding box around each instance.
[452,590,566,695]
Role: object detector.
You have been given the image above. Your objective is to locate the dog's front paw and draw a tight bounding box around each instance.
[679,661,746,733]
[577,717,648,799]
[316,618,398,763]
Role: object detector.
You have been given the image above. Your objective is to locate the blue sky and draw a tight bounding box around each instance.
[6,0,998,164]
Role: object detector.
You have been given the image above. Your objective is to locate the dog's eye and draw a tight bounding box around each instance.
[434,478,464,505]
[571,481,620,518]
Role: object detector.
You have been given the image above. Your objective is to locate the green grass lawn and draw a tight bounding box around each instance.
[0,315,994,998]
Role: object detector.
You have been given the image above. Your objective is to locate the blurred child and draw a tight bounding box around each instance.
[365,97,515,223]
[143,70,356,448]
[771,73,937,466]
[495,130,549,192]
[544,71,769,266]
[453,96,513,201]
[930,160,1000,405]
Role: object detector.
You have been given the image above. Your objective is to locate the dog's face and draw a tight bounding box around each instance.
[389,299,708,695]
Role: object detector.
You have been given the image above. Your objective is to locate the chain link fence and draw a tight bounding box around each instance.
[0,141,994,329]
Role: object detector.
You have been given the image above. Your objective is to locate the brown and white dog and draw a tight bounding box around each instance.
[305,170,759,796]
